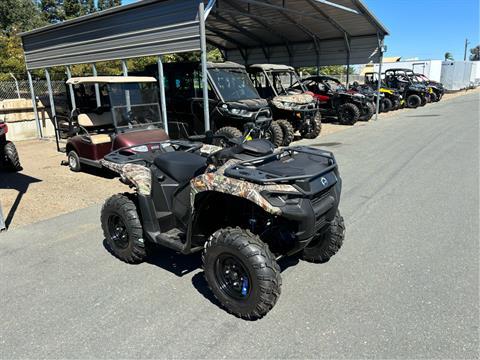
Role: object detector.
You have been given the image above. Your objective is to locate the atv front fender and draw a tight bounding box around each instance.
[190,160,299,216]
[101,160,152,196]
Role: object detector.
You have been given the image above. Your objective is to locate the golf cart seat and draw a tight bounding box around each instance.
[154,151,207,183]
[78,112,113,128]
[90,134,111,144]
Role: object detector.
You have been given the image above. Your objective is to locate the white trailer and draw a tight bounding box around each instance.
[470,62,480,84]
[441,61,474,90]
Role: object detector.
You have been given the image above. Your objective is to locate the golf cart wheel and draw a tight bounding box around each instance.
[213,126,242,147]
[407,94,421,108]
[67,150,81,172]
[275,120,295,146]
[337,103,360,125]
[301,210,345,264]
[3,141,22,171]
[359,102,375,121]
[301,111,322,139]
[381,98,393,112]
[265,122,284,147]
[203,227,282,320]
[101,194,147,264]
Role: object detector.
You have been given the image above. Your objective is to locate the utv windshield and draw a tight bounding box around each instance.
[208,68,260,102]
[268,70,306,95]
[108,82,162,131]
[323,78,346,92]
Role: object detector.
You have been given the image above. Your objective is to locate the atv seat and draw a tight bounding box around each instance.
[154,151,207,183]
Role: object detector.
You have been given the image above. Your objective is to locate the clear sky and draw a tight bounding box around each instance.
[363,0,479,61]
[123,0,479,61]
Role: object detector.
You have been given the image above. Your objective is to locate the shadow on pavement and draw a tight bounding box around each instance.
[147,245,202,277]
[310,141,343,147]
[406,114,440,117]
[0,171,42,229]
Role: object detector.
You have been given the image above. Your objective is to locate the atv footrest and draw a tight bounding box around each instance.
[154,229,186,252]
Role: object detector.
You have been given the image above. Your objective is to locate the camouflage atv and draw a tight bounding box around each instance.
[100,136,344,319]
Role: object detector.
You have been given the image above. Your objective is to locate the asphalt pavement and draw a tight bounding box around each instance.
[1,92,478,359]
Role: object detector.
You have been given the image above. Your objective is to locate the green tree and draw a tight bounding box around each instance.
[297,65,354,76]
[470,45,479,61]
[39,0,65,23]
[0,0,45,34]
[63,0,82,19]
[80,0,96,15]
[0,35,27,80]
[444,52,454,61]
[97,0,121,11]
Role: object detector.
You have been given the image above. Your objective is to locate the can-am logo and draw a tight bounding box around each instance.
[320,177,328,186]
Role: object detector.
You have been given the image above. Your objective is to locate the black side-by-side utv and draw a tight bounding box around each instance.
[139,61,285,147]
[100,136,345,319]
[384,68,429,108]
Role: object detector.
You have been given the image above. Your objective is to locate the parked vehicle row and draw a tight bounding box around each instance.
[1,62,445,320]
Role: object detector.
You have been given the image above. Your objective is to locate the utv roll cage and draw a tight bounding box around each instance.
[248,64,308,97]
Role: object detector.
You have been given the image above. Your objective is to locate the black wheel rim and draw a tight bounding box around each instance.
[214,254,251,300]
[108,214,129,249]
[340,109,352,122]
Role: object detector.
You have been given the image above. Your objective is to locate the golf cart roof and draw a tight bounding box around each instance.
[66,76,157,85]
[207,61,245,70]
[249,64,295,72]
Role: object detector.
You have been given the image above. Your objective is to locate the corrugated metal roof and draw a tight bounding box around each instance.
[21,0,203,69]
[20,0,388,69]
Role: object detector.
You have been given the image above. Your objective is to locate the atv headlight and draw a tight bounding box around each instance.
[131,145,149,152]
[262,191,300,207]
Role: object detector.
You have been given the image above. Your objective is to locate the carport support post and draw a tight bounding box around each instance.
[199,2,210,132]
[121,60,131,112]
[375,39,384,120]
[66,66,76,111]
[91,64,101,107]
[157,56,169,135]
[45,68,60,152]
[27,71,43,139]
[344,34,351,85]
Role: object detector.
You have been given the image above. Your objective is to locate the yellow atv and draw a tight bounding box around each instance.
[364,73,404,111]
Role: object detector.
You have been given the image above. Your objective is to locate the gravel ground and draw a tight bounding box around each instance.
[0,87,477,229]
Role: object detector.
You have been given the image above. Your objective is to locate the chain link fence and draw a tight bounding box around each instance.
[0,80,69,115]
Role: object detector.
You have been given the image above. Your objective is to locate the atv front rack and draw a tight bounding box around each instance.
[224,146,337,185]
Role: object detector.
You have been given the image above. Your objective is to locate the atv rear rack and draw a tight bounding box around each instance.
[224,146,337,185]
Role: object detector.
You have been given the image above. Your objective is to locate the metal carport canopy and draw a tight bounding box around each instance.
[20,0,388,70]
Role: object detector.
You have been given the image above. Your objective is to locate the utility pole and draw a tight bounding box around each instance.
[464,38,470,61]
